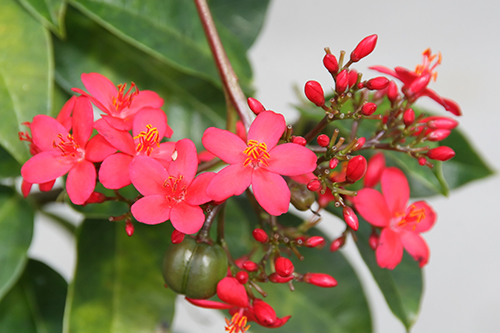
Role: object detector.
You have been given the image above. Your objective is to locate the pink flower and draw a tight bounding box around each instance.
[354,167,436,269]
[129,139,214,234]
[202,111,317,216]
[370,49,461,116]
[72,73,164,130]
[21,96,115,204]
[95,108,174,189]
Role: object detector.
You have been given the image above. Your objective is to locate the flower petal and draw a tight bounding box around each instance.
[168,139,198,184]
[185,172,216,206]
[72,96,94,147]
[202,127,246,164]
[381,167,409,216]
[31,115,69,152]
[353,188,391,227]
[150,142,176,168]
[94,118,135,156]
[265,143,317,176]
[217,277,248,308]
[85,134,116,163]
[185,298,233,310]
[66,160,96,205]
[170,201,205,234]
[409,201,437,233]
[131,195,171,224]
[56,96,76,131]
[126,90,164,116]
[252,168,290,216]
[132,107,168,138]
[400,230,430,267]
[376,228,403,269]
[248,111,285,150]
[80,72,117,113]
[99,153,133,189]
[207,164,252,201]
[101,114,132,131]
[129,156,168,196]
[21,151,74,184]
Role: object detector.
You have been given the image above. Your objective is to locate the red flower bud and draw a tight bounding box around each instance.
[269,272,294,283]
[307,179,321,192]
[329,158,339,169]
[303,273,338,288]
[427,129,451,142]
[346,155,367,183]
[253,228,268,243]
[364,152,385,188]
[236,271,249,284]
[275,257,294,277]
[247,97,265,115]
[365,77,389,90]
[171,229,185,244]
[350,34,378,62]
[335,69,349,93]
[253,299,277,326]
[304,80,325,107]
[408,72,431,95]
[343,206,359,231]
[125,220,134,237]
[305,236,325,248]
[83,191,107,205]
[418,156,427,166]
[353,137,366,151]
[427,146,455,161]
[292,136,307,146]
[323,53,339,74]
[369,229,379,250]
[317,134,330,147]
[361,102,377,116]
[387,80,399,103]
[424,116,459,130]
[348,69,359,88]
[403,108,415,127]
[242,261,259,272]
[330,235,345,252]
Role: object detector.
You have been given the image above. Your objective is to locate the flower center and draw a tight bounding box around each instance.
[53,134,83,158]
[396,204,426,230]
[243,140,270,167]
[163,175,187,204]
[134,124,160,156]
[415,48,441,82]
[225,313,250,333]
[112,82,138,113]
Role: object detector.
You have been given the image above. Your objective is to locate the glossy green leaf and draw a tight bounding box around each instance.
[17,0,66,36]
[223,197,372,332]
[0,259,68,333]
[0,186,34,302]
[0,0,52,163]
[69,0,252,89]
[64,219,177,332]
[0,146,21,178]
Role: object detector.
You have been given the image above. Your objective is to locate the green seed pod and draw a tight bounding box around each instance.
[289,180,316,211]
[162,237,228,299]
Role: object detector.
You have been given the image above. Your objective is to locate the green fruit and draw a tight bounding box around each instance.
[162,237,228,299]
[289,180,316,211]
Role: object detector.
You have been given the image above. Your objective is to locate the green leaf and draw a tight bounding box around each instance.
[68,0,252,89]
[0,186,34,302]
[0,260,67,333]
[64,219,177,332]
[0,146,21,178]
[0,0,52,163]
[17,0,67,36]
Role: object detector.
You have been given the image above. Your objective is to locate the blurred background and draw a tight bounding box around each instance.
[28,0,500,332]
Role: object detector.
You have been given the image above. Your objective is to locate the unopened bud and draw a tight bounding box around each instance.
[305,236,325,248]
[364,152,385,188]
[369,229,379,250]
[125,220,134,237]
[248,97,265,115]
[427,129,451,142]
[361,102,377,116]
[317,134,330,147]
[350,34,378,62]
[403,108,415,127]
[346,155,367,183]
[275,257,294,277]
[83,191,107,205]
[253,228,269,243]
[335,69,349,94]
[171,229,185,244]
[253,299,277,326]
[323,53,339,74]
[269,272,294,283]
[424,116,459,130]
[343,206,359,231]
[329,158,339,169]
[307,179,321,192]
[365,77,389,90]
[330,235,345,252]
[236,271,249,284]
[387,81,399,103]
[303,273,338,288]
[353,137,366,151]
[304,80,325,107]
[408,73,431,95]
[418,156,427,166]
[242,261,259,272]
[348,69,359,88]
[292,136,307,146]
[427,146,455,161]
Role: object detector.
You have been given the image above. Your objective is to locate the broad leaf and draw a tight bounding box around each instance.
[0,186,34,302]
[64,219,177,332]
[0,146,21,178]
[17,0,66,36]
[0,0,52,163]
[0,259,67,333]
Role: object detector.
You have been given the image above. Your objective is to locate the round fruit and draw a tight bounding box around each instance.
[162,237,228,299]
[289,180,315,211]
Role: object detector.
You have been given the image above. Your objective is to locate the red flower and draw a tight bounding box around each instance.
[129,139,214,234]
[21,96,115,204]
[73,73,164,130]
[370,49,461,116]
[202,111,317,216]
[354,167,436,269]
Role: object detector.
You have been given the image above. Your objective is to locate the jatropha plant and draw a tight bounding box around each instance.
[0,0,493,332]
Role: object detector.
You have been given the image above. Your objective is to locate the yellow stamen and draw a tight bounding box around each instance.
[134,124,160,156]
[243,139,270,167]
[225,313,250,333]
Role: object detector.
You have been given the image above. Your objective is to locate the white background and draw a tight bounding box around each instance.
[29,0,500,332]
